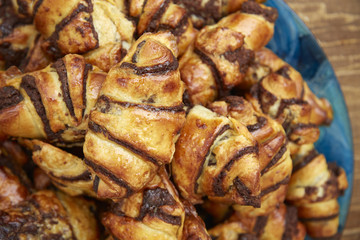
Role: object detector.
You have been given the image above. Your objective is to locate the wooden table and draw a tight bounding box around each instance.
[285,0,360,239]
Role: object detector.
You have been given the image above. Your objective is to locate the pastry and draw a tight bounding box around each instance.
[84,31,186,199]
[0,54,106,144]
[101,168,185,240]
[179,1,277,105]
[209,96,292,216]
[286,144,348,238]
[172,105,260,206]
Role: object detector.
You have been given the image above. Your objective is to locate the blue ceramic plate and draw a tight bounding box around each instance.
[265,0,353,238]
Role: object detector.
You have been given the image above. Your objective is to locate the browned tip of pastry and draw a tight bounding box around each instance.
[182,200,211,240]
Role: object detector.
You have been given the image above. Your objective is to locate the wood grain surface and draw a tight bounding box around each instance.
[284,0,360,239]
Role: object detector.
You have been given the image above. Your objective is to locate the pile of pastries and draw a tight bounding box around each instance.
[0,0,348,239]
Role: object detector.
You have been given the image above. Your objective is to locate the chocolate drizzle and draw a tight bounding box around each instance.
[0,86,23,111]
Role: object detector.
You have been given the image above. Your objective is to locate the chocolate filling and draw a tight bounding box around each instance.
[0,86,23,111]
[144,0,170,33]
[299,213,339,222]
[275,66,291,79]
[240,1,278,23]
[81,63,92,118]
[222,47,255,74]
[261,144,287,175]
[137,188,181,225]
[254,215,268,237]
[260,175,290,197]
[45,0,97,58]
[292,149,319,173]
[88,121,160,166]
[276,98,307,118]
[49,170,92,182]
[247,116,268,132]
[120,52,178,75]
[84,158,134,197]
[92,175,99,194]
[194,124,231,193]
[20,75,59,140]
[98,95,185,113]
[233,177,260,207]
[131,40,146,63]
[52,58,75,118]
[194,47,225,97]
[282,206,299,240]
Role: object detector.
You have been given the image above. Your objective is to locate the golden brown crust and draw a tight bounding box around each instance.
[244,48,333,126]
[0,190,99,240]
[286,144,348,238]
[179,2,276,106]
[0,166,28,210]
[84,32,186,199]
[172,105,260,206]
[182,200,211,240]
[0,54,106,145]
[209,96,292,216]
[32,0,135,71]
[129,0,197,56]
[102,168,185,240]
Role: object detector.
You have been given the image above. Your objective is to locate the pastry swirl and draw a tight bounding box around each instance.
[179,1,277,105]
[209,96,292,216]
[172,105,260,206]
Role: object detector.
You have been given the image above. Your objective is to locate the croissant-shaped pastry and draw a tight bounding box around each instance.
[208,204,305,240]
[208,96,292,217]
[0,54,106,144]
[0,190,99,240]
[286,144,348,238]
[179,1,277,105]
[242,48,333,126]
[102,168,185,240]
[247,73,321,147]
[173,0,266,29]
[84,32,186,199]
[127,0,197,56]
[172,105,260,206]
[182,200,211,240]
[19,0,135,71]
[25,138,131,199]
